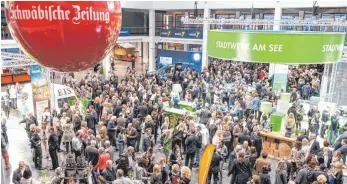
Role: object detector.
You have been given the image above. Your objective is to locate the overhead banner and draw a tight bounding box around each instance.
[160,29,203,39]
[208,30,345,64]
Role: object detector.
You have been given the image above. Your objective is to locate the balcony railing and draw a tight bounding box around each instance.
[120,27,149,36]
[0,27,149,40]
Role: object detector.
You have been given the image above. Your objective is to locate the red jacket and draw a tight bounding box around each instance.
[94,153,110,171]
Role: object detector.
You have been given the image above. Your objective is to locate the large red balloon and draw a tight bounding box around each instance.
[5,1,122,72]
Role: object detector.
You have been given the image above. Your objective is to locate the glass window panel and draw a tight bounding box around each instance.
[263,14,274,30]
[320,14,331,32]
[333,14,347,32]
[303,14,314,31]
[281,14,298,30]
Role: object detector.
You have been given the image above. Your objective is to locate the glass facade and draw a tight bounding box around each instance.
[280,14,299,30]
[215,14,236,29]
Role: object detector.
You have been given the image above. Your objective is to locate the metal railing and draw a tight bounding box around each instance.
[0,27,149,40]
[121,27,149,36]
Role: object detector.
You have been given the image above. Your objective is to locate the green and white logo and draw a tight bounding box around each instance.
[208,30,345,64]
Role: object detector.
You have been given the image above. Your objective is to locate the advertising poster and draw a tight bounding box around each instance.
[160,29,203,39]
[157,49,202,73]
[35,100,49,123]
[30,65,50,120]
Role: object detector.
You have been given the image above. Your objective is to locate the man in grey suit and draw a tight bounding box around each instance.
[200,104,211,125]
[12,161,26,184]
[85,140,99,167]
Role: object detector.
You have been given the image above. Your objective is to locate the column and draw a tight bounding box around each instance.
[148,9,156,71]
[143,42,149,64]
[201,2,210,70]
[184,44,188,51]
[102,54,111,78]
[270,0,288,92]
[298,11,305,31]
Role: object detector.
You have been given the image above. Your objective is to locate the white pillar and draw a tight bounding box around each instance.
[270,0,288,92]
[273,1,282,31]
[102,54,111,78]
[184,44,188,51]
[148,9,156,72]
[201,2,210,70]
[136,42,142,58]
[143,42,149,64]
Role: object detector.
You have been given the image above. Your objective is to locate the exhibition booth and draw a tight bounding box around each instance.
[206,30,346,159]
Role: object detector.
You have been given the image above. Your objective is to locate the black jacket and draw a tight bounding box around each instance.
[229,159,252,184]
[101,167,116,182]
[48,133,59,150]
[185,134,199,154]
[138,105,148,118]
[85,113,97,129]
[85,146,99,166]
[210,152,223,173]
[30,132,41,149]
[259,172,271,184]
[309,140,320,155]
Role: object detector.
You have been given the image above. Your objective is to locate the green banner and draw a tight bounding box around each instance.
[208,30,345,64]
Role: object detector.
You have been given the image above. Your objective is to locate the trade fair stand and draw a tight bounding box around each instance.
[207,30,346,159]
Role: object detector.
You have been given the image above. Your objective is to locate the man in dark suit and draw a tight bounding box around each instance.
[85,140,99,166]
[85,109,97,134]
[200,106,211,125]
[185,129,199,169]
[48,127,59,170]
[337,139,347,164]
[138,101,148,118]
[113,101,123,117]
[30,127,42,169]
[126,123,137,148]
[132,116,142,152]
[309,134,320,155]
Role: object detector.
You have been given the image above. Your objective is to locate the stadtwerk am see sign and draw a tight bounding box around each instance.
[208,30,346,64]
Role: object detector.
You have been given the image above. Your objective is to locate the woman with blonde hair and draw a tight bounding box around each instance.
[181,166,192,184]
[159,157,170,183]
[161,116,170,131]
[150,164,162,184]
[285,113,296,137]
[169,164,180,184]
[212,130,223,147]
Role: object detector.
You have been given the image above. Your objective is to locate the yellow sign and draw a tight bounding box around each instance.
[198,144,215,184]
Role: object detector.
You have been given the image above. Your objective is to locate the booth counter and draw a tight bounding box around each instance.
[260,131,295,160]
[164,108,195,128]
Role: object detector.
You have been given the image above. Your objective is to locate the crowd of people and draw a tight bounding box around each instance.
[1,60,345,184]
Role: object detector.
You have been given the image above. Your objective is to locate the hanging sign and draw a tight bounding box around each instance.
[208,30,345,64]
[160,29,203,39]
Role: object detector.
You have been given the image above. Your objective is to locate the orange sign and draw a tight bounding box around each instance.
[198,144,215,184]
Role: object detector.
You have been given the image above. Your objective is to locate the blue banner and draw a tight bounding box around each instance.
[157,49,202,73]
[160,29,203,39]
[29,65,42,82]
[120,28,130,36]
